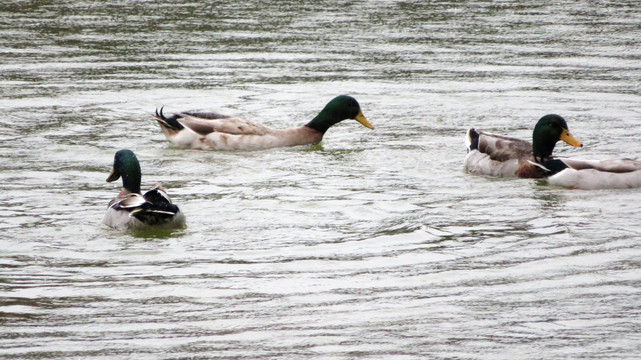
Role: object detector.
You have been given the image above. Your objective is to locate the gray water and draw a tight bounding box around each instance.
[2,1,641,359]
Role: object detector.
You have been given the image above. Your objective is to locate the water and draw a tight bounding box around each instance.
[2,0,641,359]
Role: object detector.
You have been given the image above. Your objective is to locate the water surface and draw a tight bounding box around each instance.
[2,1,641,359]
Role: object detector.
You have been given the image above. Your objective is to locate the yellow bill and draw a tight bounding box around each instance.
[560,128,582,147]
[106,168,120,182]
[355,110,374,130]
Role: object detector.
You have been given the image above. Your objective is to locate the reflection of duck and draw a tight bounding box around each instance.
[153,95,373,151]
[465,114,641,189]
[103,150,186,230]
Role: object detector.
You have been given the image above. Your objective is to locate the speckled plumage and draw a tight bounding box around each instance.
[464,129,542,178]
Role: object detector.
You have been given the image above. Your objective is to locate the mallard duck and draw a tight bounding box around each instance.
[465,114,582,178]
[465,114,641,189]
[153,95,373,151]
[102,149,186,230]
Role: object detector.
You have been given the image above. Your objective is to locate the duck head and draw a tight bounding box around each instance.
[106,149,142,194]
[305,95,373,133]
[532,114,582,163]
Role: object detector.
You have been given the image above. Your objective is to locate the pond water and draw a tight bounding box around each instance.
[1,0,641,359]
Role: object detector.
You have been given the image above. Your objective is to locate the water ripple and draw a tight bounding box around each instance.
[2,0,641,359]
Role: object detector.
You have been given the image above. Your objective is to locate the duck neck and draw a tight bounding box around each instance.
[304,110,341,134]
[532,140,556,164]
[121,162,142,194]
[538,158,569,176]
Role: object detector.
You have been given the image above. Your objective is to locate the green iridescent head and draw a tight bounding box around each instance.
[532,114,582,162]
[106,149,142,194]
[305,95,373,134]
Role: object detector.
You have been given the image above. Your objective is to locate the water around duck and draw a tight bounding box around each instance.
[1,1,641,358]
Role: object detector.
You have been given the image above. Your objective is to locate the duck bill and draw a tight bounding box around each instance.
[106,168,120,182]
[355,110,374,130]
[560,129,582,147]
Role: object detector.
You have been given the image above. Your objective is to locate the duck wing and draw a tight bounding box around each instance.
[103,193,147,229]
[154,107,323,150]
[464,128,535,177]
[560,158,641,173]
[108,193,146,209]
[177,114,273,136]
[130,183,183,225]
[545,158,641,189]
[467,128,532,161]
[106,185,184,228]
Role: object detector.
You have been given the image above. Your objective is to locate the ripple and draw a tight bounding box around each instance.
[2,0,641,359]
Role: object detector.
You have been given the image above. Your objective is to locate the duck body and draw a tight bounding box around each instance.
[103,183,186,230]
[544,158,641,189]
[103,150,185,230]
[465,114,641,189]
[154,112,325,151]
[153,95,373,151]
[464,129,542,178]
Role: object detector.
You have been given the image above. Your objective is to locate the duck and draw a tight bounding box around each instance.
[465,114,641,189]
[102,149,186,230]
[153,95,374,151]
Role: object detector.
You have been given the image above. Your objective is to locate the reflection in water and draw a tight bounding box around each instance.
[1,0,641,359]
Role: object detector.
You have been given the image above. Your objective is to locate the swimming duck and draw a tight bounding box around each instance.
[153,95,373,151]
[465,114,641,189]
[103,149,186,230]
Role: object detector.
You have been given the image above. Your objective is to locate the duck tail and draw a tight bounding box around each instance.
[466,128,479,152]
[143,183,172,204]
[130,205,180,225]
[131,184,182,225]
[154,107,185,132]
